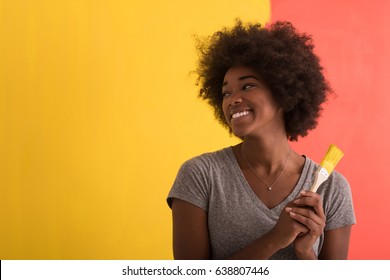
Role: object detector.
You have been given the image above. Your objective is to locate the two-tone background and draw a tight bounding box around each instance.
[1,0,388,259]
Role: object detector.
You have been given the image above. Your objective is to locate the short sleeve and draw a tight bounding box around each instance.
[319,171,356,231]
[167,156,211,211]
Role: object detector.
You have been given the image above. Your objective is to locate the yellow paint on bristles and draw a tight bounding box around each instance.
[320,144,344,174]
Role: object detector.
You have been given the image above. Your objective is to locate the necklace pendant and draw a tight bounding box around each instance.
[241,145,292,193]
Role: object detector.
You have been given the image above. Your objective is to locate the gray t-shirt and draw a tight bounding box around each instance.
[167,147,356,259]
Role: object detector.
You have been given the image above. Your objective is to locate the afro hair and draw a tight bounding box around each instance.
[195,19,332,141]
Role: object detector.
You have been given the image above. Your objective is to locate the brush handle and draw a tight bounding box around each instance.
[310,167,329,192]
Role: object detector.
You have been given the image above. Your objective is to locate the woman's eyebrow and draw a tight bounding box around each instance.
[222,75,260,87]
[238,75,260,81]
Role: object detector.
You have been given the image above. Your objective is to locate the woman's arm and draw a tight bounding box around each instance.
[171,198,211,259]
[171,198,309,260]
[318,226,352,259]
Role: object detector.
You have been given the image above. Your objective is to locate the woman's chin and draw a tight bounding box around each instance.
[230,125,249,138]
[231,130,247,139]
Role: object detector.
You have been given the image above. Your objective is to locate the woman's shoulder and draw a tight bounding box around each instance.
[180,147,233,170]
[322,169,351,198]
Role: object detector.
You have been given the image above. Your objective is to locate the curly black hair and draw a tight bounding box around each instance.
[195,19,332,141]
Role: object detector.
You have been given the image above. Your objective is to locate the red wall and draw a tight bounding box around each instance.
[271,0,390,259]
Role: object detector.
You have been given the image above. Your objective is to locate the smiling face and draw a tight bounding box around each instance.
[221,66,285,139]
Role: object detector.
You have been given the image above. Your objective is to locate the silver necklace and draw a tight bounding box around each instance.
[241,145,291,191]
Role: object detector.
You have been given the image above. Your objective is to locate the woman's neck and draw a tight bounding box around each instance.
[240,135,291,175]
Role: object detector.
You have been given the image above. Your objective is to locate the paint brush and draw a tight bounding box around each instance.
[310,144,344,192]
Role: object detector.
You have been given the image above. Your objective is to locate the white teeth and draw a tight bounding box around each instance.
[232,111,250,119]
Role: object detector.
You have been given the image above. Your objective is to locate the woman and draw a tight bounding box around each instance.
[167,20,355,260]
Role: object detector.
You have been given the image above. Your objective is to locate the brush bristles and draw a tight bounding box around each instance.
[320,144,344,174]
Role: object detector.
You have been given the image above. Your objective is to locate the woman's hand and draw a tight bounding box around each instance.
[269,201,310,249]
[286,190,326,259]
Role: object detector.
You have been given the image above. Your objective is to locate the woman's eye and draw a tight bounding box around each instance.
[222,92,230,98]
[243,84,255,90]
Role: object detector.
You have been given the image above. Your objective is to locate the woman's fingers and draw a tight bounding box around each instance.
[291,190,325,218]
[285,206,325,235]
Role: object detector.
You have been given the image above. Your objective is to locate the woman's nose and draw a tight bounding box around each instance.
[230,93,243,105]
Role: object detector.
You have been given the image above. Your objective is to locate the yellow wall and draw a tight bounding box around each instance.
[0,0,270,259]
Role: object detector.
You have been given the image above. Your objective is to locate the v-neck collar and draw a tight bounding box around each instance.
[226,146,312,212]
